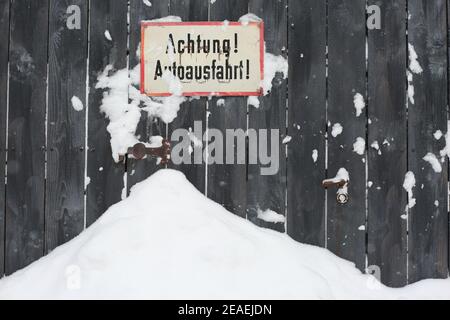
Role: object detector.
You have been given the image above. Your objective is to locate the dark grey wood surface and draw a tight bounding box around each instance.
[167,0,208,194]
[86,0,127,226]
[407,0,448,283]
[45,0,88,253]
[6,0,49,274]
[367,0,408,287]
[126,0,168,195]
[207,0,249,218]
[247,0,287,232]
[0,0,10,276]
[327,0,366,272]
[287,0,327,246]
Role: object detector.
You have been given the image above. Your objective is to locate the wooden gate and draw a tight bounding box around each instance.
[0,0,448,288]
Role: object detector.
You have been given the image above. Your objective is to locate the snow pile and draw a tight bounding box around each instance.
[0,169,450,299]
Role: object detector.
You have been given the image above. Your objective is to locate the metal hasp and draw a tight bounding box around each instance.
[120,139,171,165]
[322,178,349,204]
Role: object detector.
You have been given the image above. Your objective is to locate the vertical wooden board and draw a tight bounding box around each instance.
[0,0,10,276]
[327,0,366,271]
[6,0,48,274]
[287,0,326,246]
[127,0,169,194]
[207,0,249,218]
[45,0,88,253]
[368,0,407,287]
[247,0,287,232]
[86,0,128,226]
[167,0,208,194]
[407,0,448,283]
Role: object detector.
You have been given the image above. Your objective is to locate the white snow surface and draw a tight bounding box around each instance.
[0,170,450,299]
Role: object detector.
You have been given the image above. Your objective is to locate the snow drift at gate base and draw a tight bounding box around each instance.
[0,170,449,299]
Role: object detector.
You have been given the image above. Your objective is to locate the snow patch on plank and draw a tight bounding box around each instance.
[423,153,442,173]
[71,96,84,111]
[353,93,365,117]
[353,137,365,155]
[257,208,285,224]
[331,123,343,137]
[403,171,416,211]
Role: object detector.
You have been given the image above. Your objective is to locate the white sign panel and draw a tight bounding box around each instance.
[140,21,264,96]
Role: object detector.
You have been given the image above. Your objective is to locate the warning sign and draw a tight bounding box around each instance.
[140,21,264,96]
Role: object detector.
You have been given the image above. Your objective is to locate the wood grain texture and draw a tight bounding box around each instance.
[407,0,448,283]
[0,0,10,276]
[167,0,208,194]
[6,0,48,274]
[126,0,169,194]
[86,0,127,226]
[327,0,366,271]
[287,0,327,246]
[367,0,407,287]
[45,0,88,253]
[247,0,287,232]
[207,0,249,218]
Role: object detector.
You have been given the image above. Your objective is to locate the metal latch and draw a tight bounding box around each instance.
[119,139,171,165]
[322,178,349,204]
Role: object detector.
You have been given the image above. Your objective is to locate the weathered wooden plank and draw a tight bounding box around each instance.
[167,0,208,194]
[207,0,249,218]
[126,0,168,194]
[407,0,448,283]
[327,0,366,271]
[6,0,48,274]
[45,0,88,253]
[287,0,326,246]
[367,0,407,287]
[86,0,128,226]
[0,0,10,276]
[247,0,287,232]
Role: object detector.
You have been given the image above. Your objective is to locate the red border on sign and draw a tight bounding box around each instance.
[140,21,264,97]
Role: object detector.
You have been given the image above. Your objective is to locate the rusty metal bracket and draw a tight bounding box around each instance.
[119,139,171,165]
